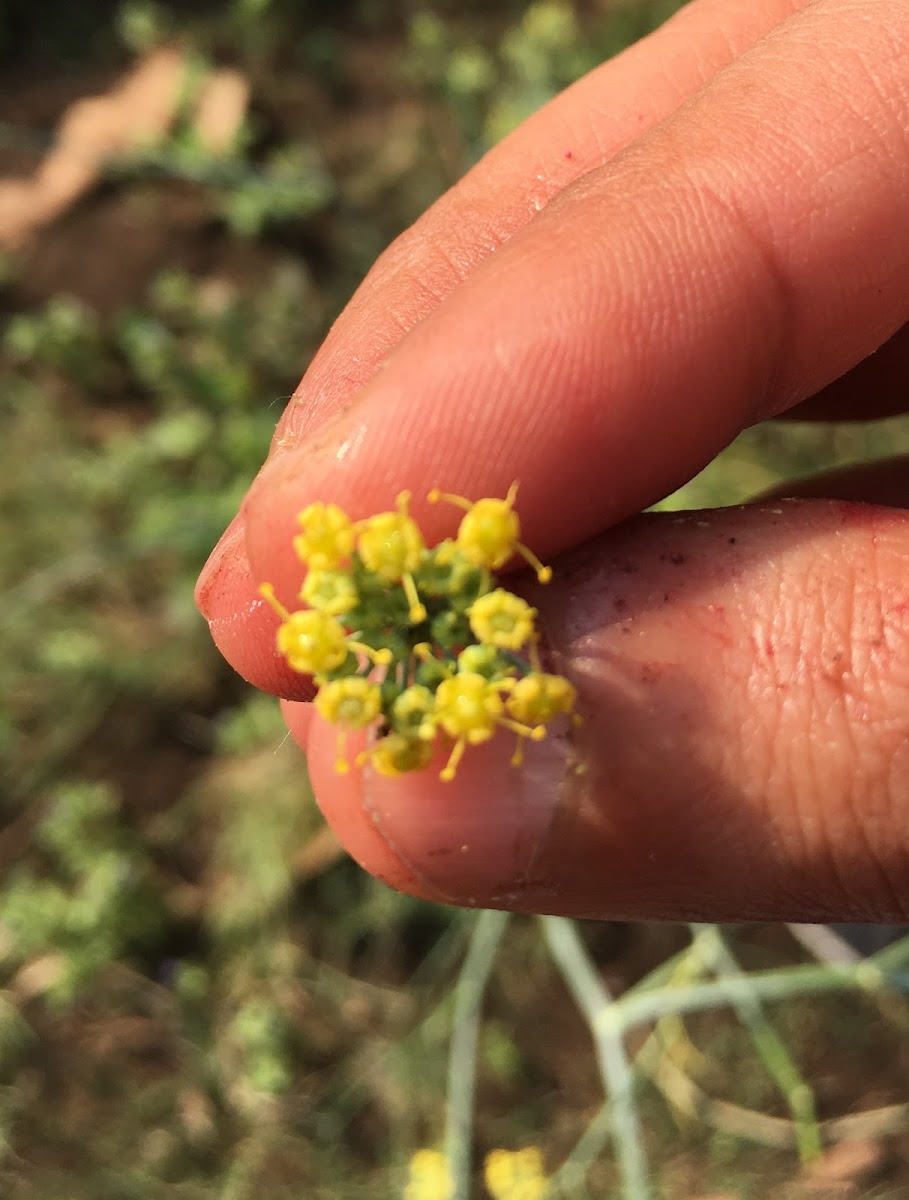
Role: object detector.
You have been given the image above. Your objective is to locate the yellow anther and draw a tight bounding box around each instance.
[467,588,537,651]
[429,482,552,582]
[293,502,356,570]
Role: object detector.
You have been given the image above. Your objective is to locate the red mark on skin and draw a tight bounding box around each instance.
[688,604,733,648]
[639,662,665,684]
[749,633,776,659]
[564,150,574,159]
[835,500,876,526]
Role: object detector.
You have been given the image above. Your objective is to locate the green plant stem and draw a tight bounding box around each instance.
[690,925,822,1163]
[445,909,510,1200]
[541,917,652,1200]
[616,961,869,1029]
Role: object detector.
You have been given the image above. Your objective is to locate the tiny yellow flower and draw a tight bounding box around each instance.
[300,568,358,616]
[293,502,356,570]
[434,672,502,781]
[392,685,438,740]
[434,673,502,744]
[260,584,390,675]
[357,490,428,622]
[428,483,552,583]
[314,677,382,727]
[367,732,435,777]
[483,1148,548,1200]
[468,589,537,652]
[278,610,348,675]
[506,673,576,725]
[315,677,383,773]
[260,585,350,674]
[403,1149,452,1200]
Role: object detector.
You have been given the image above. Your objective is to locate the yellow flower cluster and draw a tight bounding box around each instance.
[260,486,576,780]
[402,1147,548,1200]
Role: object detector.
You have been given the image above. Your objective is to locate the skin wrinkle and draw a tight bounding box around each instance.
[734,566,788,855]
[791,527,909,918]
[359,775,456,906]
[841,520,909,916]
[682,173,793,420]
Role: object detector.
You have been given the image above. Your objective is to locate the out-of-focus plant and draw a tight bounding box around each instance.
[406,1,688,159]
[0,781,165,1003]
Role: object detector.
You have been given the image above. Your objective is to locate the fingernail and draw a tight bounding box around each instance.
[359,724,574,907]
[195,515,245,620]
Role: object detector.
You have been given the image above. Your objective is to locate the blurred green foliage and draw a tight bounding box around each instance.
[1,1,909,1197]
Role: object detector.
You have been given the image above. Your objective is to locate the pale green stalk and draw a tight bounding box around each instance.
[445,909,510,1200]
[541,916,652,1200]
[690,925,822,1162]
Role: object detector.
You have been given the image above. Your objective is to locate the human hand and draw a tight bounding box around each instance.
[195,0,909,923]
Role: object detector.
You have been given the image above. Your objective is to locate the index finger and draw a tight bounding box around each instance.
[244,0,909,609]
[196,0,807,694]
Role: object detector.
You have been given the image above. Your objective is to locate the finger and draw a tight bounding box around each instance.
[202,518,316,699]
[268,0,807,449]
[244,0,909,617]
[303,500,909,922]
[781,322,909,422]
[196,0,807,691]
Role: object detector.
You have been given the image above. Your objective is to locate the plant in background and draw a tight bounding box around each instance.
[0,781,165,1003]
[4,2,909,1197]
[261,486,576,781]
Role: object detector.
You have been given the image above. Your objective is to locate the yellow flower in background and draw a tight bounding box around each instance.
[483,1147,548,1200]
[403,1149,452,1200]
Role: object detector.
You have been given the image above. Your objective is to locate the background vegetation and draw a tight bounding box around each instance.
[3,1,909,1197]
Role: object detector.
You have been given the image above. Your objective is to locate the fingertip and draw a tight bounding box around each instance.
[306,710,572,907]
[195,515,245,620]
[200,527,316,700]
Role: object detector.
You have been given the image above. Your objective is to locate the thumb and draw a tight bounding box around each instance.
[287,500,909,922]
